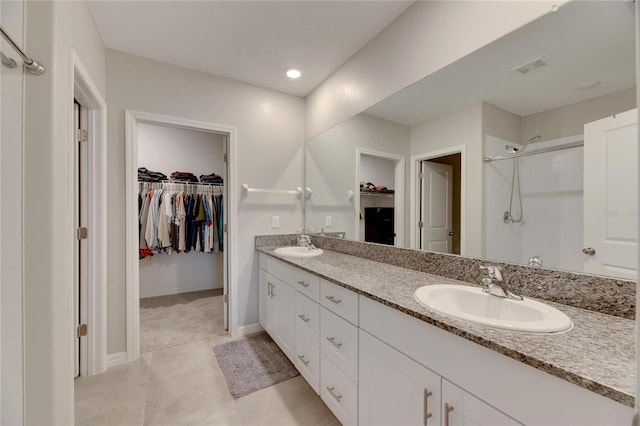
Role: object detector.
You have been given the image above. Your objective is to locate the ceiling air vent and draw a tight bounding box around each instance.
[511,57,548,75]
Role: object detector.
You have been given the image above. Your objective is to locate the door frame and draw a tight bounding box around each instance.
[410,145,466,254]
[124,110,238,363]
[355,148,405,246]
[71,49,108,376]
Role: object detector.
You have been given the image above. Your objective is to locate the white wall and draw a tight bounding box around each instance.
[107,49,305,354]
[23,1,106,424]
[138,123,225,297]
[522,88,636,142]
[1,1,24,424]
[306,1,561,139]
[305,113,409,239]
[360,156,395,190]
[410,104,482,256]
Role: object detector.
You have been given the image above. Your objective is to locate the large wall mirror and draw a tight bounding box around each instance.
[305,1,637,279]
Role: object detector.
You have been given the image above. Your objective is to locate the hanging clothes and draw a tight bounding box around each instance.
[137,182,224,259]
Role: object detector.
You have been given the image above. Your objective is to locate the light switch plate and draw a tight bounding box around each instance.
[325,215,332,226]
[272,216,280,228]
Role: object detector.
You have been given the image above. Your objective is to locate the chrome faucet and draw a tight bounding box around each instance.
[298,233,317,250]
[479,265,523,301]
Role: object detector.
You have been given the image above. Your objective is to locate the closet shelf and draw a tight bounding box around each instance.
[360,191,394,198]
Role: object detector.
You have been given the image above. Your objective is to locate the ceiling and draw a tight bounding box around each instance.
[87,1,413,97]
[366,1,636,125]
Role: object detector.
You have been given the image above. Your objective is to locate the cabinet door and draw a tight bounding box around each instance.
[359,329,441,426]
[273,279,295,362]
[442,380,522,426]
[259,270,274,334]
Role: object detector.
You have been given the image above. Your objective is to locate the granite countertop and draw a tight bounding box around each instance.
[257,246,636,407]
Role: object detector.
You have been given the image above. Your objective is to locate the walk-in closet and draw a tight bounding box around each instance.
[137,123,228,353]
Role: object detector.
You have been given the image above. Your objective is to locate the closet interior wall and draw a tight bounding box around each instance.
[138,123,225,298]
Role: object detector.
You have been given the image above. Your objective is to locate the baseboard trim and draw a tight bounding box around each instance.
[236,322,264,337]
[139,284,222,299]
[106,352,128,368]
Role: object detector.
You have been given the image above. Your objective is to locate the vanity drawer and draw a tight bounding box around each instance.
[321,279,359,325]
[294,269,320,301]
[321,354,358,426]
[295,330,320,394]
[295,291,320,344]
[321,307,358,383]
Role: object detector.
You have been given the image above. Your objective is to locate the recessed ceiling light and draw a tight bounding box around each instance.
[286,68,301,79]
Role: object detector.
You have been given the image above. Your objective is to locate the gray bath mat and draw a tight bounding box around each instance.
[213,333,299,398]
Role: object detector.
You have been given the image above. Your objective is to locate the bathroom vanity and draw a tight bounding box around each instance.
[257,242,634,426]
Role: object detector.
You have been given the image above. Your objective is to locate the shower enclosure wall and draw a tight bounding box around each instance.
[483,134,584,272]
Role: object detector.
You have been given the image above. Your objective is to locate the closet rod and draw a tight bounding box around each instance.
[0,25,45,75]
[483,140,583,163]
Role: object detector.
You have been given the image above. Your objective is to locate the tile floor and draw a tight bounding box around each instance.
[75,303,338,425]
[140,289,226,353]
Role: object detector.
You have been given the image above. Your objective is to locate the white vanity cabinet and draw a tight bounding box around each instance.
[259,253,632,426]
[359,295,632,426]
[360,328,520,426]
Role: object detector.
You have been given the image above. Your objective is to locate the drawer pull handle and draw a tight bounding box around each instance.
[325,295,342,304]
[423,388,433,425]
[298,314,311,323]
[444,403,454,426]
[297,355,310,366]
[326,336,343,348]
[297,280,310,288]
[326,386,343,402]
[267,282,273,296]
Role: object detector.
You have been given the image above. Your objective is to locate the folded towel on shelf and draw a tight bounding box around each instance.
[170,171,199,183]
[138,167,167,182]
[200,173,224,184]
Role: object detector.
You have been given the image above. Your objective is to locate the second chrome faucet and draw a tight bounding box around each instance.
[479,265,523,301]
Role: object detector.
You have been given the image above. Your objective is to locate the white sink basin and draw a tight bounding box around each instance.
[274,246,324,258]
[414,284,572,333]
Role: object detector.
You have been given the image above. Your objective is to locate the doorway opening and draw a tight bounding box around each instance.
[355,149,405,246]
[137,123,229,353]
[411,147,464,255]
[125,111,237,363]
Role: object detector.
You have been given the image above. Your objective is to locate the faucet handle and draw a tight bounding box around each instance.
[479,265,503,281]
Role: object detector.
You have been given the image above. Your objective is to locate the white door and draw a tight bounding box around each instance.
[420,161,453,253]
[359,330,441,426]
[442,380,521,426]
[274,279,295,362]
[583,109,637,279]
[74,100,89,377]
